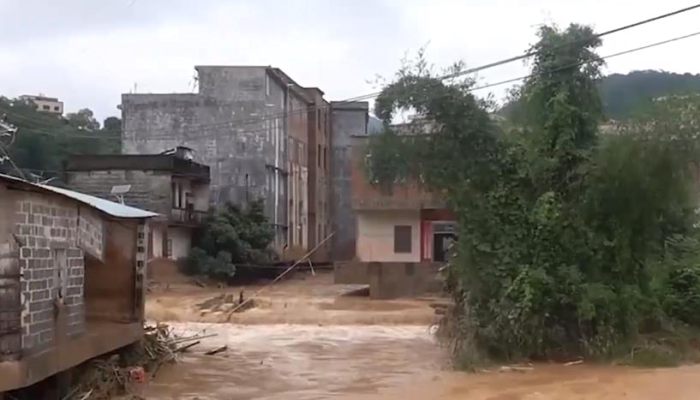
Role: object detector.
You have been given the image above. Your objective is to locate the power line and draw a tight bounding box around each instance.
[14,2,699,142]
[12,28,700,146]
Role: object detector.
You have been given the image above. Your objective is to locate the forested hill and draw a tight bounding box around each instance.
[601,70,700,119]
[500,70,700,120]
[0,97,120,181]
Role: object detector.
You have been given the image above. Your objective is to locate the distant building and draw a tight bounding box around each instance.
[19,95,64,115]
[0,173,155,392]
[63,147,211,262]
[120,66,367,262]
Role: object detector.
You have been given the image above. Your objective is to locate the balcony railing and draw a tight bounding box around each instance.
[169,208,207,226]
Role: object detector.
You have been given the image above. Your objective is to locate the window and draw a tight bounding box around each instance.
[394,225,412,253]
[166,239,173,258]
[318,144,321,167]
[265,74,270,97]
[42,104,50,110]
[323,147,327,170]
[53,106,60,111]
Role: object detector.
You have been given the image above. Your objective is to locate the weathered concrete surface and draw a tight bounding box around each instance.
[334,260,442,300]
[333,261,369,285]
[368,262,442,300]
[330,102,368,261]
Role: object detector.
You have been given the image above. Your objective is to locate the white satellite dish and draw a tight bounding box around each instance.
[111,185,131,204]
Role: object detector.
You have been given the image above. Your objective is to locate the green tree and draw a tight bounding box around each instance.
[368,25,700,364]
[186,200,276,281]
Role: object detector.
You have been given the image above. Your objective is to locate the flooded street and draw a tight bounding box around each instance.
[142,272,700,399]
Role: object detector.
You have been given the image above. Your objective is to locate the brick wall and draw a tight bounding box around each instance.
[14,194,97,354]
[78,206,104,261]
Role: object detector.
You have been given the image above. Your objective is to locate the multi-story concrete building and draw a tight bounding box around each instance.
[63,147,210,261]
[19,95,64,115]
[121,66,368,262]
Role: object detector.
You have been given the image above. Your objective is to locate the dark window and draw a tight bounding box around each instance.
[53,106,60,111]
[394,225,412,253]
[318,144,321,167]
[42,105,50,110]
[323,147,327,170]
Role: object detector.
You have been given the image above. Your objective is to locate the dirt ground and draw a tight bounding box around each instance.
[143,268,700,400]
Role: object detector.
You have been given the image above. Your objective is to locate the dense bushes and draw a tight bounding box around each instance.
[368,24,700,364]
[185,200,275,281]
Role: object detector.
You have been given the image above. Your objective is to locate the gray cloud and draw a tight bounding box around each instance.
[1,0,699,120]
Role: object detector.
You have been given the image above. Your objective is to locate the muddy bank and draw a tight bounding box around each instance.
[146,272,438,325]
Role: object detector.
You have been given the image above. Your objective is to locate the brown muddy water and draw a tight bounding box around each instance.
[142,323,444,400]
[141,274,700,399]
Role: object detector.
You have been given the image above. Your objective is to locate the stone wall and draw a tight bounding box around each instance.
[14,194,100,354]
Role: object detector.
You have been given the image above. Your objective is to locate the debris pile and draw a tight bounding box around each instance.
[64,324,208,400]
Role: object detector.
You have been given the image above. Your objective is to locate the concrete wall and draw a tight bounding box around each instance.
[356,210,421,263]
[330,102,368,261]
[66,170,172,215]
[121,66,290,253]
[167,227,192,260]
[334,260,442,300]
[367,262,442,300]
[306,90,331,262]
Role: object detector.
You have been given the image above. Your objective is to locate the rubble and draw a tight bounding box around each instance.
[64,324,209,400]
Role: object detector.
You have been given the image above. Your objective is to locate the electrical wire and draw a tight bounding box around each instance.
[9,28,700,147]
[8,3,699,143]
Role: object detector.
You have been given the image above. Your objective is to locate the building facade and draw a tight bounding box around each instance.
[329,101,369,261]
[63,148,210,262]
[18,95,64,115]
[120,66,364,262]
[305,89,332,261]
[0,174,154,392]
[349,135,456,263]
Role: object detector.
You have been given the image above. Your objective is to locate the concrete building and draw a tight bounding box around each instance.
[305,89,332,261]
[18,95,64,115]
[0,173,155,393]
[63,148,210,262]
[329,101,369,261]
[121,66,338,260]
[333,126,455,299]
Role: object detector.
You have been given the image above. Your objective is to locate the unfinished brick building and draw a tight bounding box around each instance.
[0,174,156,393]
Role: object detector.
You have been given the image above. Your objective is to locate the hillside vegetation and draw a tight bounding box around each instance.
[0,97,120,181]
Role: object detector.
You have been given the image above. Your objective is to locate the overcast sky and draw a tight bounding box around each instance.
[2,0,700,121]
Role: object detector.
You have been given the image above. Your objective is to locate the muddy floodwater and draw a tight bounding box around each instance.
[142,272,700,399]
[142,323,443,400]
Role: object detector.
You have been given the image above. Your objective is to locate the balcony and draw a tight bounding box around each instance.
[169,208,207,226]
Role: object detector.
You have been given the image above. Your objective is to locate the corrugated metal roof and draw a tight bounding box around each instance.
[0,173,157,219]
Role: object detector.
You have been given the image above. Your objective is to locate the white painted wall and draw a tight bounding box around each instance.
[356,210,421,262]
[168,227,192,260]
